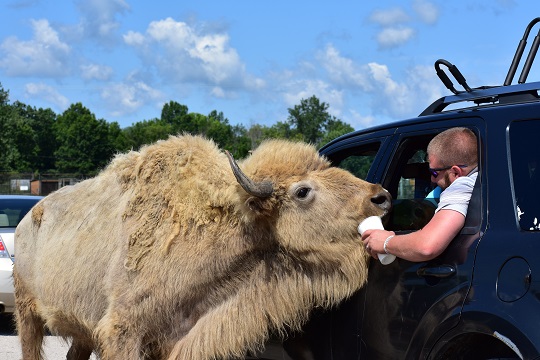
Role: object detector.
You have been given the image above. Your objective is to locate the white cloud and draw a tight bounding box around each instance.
[282,79,344,117]
[315,44,425,119]
[0,19,71,77]
[348,109,377,129]
[413,0,439,25]
[368,62,410,114]
[144,18,194,47]
[81,64,113,81]
[370,8,410,26]
[123,30,145,46]
[76,0,130,41]
[24,83,69,109]
[406,64,444,108]
[310,41,447,121]
[211,87,226,98]
[317,44,373,91]
[365,62,444,118]
[101,80,163,117]
[123,18,265,96]
[376,26,415,49]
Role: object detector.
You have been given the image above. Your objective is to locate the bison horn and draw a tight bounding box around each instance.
[225,150,274,198]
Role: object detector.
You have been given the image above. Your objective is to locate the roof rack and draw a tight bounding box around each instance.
[421,17,540,116]
[420,81,540,116]
[504,17,540,85]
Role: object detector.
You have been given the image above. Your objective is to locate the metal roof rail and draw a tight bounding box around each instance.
[435,59,472,94]
[504,17,540,86]
[419,81,540,116]
[421,17,540,116]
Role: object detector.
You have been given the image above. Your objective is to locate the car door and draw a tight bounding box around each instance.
[323,117,487,359]
[246,131,395,360]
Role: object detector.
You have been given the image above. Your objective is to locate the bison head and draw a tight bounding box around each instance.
[226,140,390,283]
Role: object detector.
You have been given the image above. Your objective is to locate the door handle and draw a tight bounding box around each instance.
[417,264,456,278]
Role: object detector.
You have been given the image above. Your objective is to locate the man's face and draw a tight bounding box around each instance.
[428,153,452,190]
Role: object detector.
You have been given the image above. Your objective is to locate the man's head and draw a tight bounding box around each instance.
[427,127,478,189]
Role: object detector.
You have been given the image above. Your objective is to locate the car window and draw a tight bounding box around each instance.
[509,119,540,231]
[383,135,438,231]
[338,153,377,180]
[330,142,381,180]
[0,198,41,228]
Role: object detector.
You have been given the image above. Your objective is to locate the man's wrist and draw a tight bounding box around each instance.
[384,234,395,254]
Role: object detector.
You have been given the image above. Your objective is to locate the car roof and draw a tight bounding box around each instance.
[0,195,44,200]
[320,80,540,153]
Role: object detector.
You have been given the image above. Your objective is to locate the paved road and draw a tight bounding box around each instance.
[0,314,98,360]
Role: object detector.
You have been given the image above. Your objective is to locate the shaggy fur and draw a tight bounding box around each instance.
[14,135,390,360]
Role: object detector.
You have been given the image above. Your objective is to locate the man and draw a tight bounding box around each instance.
[362,127,478,262]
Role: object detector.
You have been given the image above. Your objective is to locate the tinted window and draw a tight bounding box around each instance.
[339,154,376,180]
[509,120,540,231]
[332,143,381,180]
[0,198,41,228]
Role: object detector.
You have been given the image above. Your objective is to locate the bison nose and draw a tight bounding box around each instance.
[371,190,392,213]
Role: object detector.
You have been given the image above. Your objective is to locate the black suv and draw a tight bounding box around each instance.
[250,18,540,360]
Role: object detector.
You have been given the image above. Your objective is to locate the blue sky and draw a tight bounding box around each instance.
[1,0,538,129]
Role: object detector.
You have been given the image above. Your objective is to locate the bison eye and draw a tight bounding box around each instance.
[295,187,311,199]
[290,181,316,204]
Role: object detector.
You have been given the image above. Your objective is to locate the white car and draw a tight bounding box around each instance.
[0,195,43,314]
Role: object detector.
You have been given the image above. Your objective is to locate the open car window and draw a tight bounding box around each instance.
[382,135,438,231]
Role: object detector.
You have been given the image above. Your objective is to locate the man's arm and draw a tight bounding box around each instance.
[362,209,465,262]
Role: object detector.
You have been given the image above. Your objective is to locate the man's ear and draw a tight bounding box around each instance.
[451,165,465,177]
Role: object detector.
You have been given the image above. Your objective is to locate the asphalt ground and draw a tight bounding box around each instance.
[0,314,98,360]
[0,314,283,359]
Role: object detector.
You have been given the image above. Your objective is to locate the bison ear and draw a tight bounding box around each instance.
[245,196,276,216]
[246,197,264,213]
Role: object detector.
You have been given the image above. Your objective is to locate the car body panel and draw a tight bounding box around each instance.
[0,195,43,314]
[0,258,15,313]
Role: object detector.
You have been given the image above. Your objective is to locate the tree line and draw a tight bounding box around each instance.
[0,82,354,177]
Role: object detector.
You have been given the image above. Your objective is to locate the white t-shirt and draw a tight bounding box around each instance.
[435,169,478,217]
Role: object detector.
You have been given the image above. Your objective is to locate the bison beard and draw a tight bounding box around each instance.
[13,135,390,360]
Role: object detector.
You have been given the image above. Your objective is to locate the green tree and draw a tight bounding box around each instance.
[285,95,352,148]
[161,101,189,133]
[319,118,354,145]
[0,108,36,172]
[263,121,296,141]
[108,121,131,153]
[0,87,42,172]
[203,110,233,148]
[122,118,172,151]
[227,124,251,158]
[0,83,8,105]
[54,103,114,175]
[11,102,58,172]
[287,95,328,146]
[0,83,15,171]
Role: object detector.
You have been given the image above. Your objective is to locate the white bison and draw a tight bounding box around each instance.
[14,135,390,360]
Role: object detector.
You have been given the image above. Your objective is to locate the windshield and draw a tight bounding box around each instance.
[0,198,42,228]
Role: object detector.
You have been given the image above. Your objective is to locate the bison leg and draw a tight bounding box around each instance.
[66,340,93,360]
[95,315,143,359]
[167,294,278,360]
[14,272,45,360]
